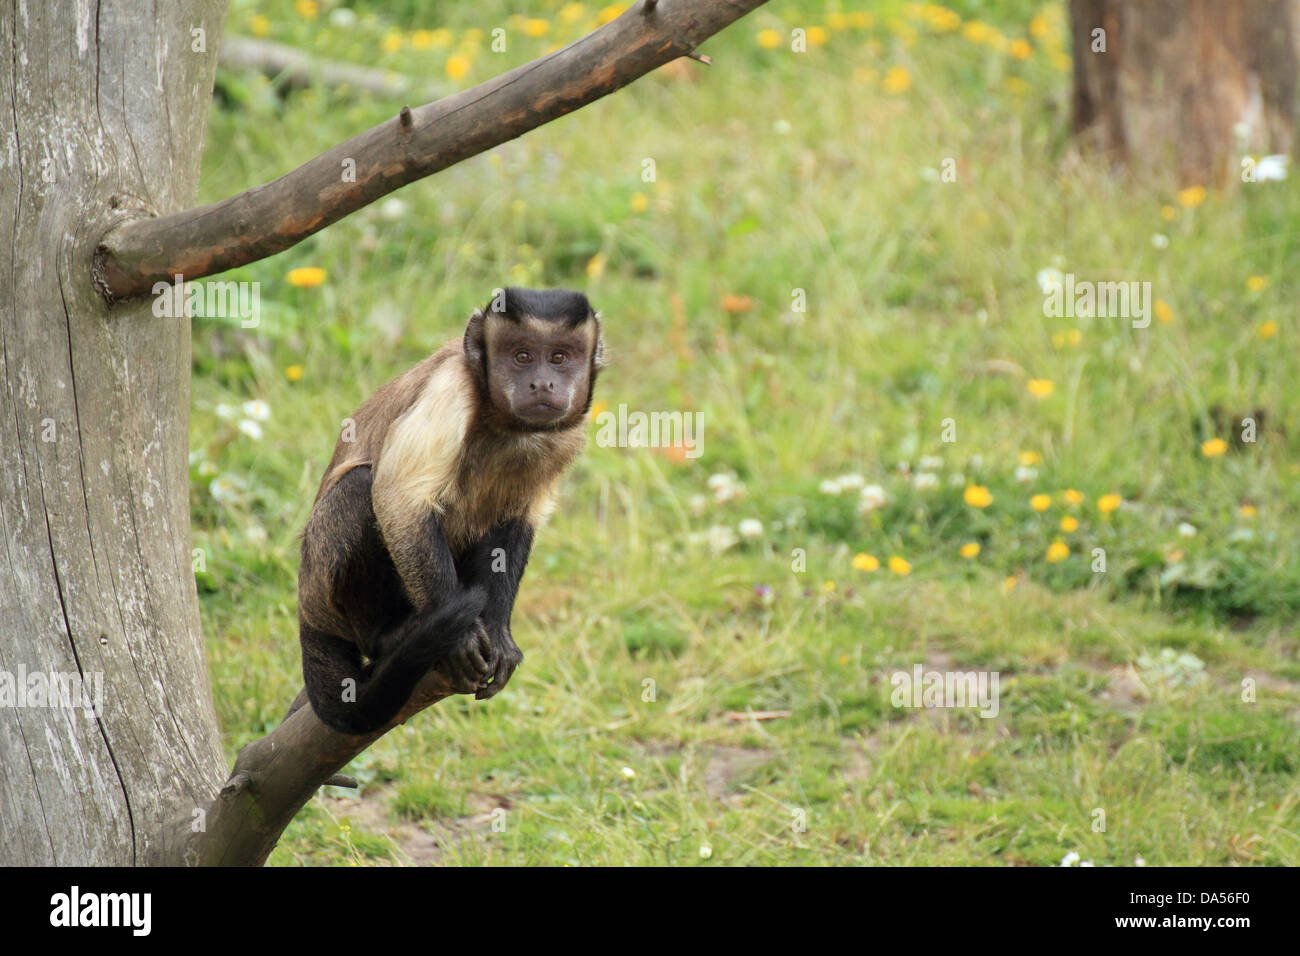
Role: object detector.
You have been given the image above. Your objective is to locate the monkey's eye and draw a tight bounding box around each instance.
[549,351,568,365]
[514,350,533,365]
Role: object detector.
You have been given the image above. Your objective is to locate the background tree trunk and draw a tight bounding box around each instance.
[0,0,229,865]
[1070,0,1298,185]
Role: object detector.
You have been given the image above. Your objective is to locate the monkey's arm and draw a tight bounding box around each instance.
[464,518,535,699]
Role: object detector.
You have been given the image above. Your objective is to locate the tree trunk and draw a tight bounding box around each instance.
[1070,0,1297,185]
[0,0,229,865]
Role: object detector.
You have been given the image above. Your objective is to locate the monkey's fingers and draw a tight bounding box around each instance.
[475,643,522,700]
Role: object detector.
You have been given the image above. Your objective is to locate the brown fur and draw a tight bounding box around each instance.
[310,341,586,610]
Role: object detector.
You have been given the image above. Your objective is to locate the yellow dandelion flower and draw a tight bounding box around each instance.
[807,26,828,46]
[959,542,981,559]
[630,192,648,213]
[411,30,436,51]
[1176,185,1206,208]
[1154,299,1173,324]
[821,580,837,593]
[1257,319,1278,339]
[286,267,326,288]
[524,18,550,38]
[757,28,782,49]
[964,485,993,508]
[1009,39,1032,59]
[1052,332,1066,349]
[1018,451,1042,466]
[250,14,270,37]
[1239,504,1258,518]
[928,8,962,33]
[1059,516,1078,532]
[1160,204,1177,221]
[1097,493,1122,513]
[586,252,607,278]
[1046,540,1069,563]
[852,12,873,29]
[883,66,911,93]
[294,0,318,18]
[284,364,304,383]
[1246,275,1270,292]
[1030,493,1051,512]
[382,33,403,53]
[1028,14,1048,38]
[1063,489,1084,505]
[597,4,627,25]
[887,556,912,576]
[1026,378,1055,398]
[1201,438,1228,457]
[963,21,992,43]
[560,4,586,24]
[588,399,609,422]
[1002,575,1017,594]
[852,553,880,572]
[1066,328,1083,346]
[828,13,848,30]
[445,54,471,79]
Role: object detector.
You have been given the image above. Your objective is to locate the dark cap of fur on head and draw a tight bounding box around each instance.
[488,287,594,328]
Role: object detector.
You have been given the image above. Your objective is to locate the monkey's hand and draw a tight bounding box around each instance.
[474,621,523,701]
[436,621,522,698]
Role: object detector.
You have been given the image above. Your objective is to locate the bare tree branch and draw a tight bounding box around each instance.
[219,34,445,100]
[95,0,769,301]
[188,670,459,866]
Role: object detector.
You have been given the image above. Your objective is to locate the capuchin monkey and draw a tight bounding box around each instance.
[290,287,604,734]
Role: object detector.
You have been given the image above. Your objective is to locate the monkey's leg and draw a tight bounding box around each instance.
[351,504,497,695]
[461,518,534,699]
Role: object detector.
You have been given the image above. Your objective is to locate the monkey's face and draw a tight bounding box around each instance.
[483,314,600,431]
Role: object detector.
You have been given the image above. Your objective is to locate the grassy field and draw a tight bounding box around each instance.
[193,0,1300,865]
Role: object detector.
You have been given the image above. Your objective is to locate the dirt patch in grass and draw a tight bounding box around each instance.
[323,788,510,866]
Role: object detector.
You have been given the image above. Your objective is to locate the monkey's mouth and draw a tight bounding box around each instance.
[517,399,567,422]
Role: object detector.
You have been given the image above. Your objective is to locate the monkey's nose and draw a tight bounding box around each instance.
[530,380,556,392]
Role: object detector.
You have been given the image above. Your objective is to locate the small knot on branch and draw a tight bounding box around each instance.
[643,0,659,13]
[399,105,413,129]
[323,773,359,789]
[221,770,254,798]
[685,49,712,66]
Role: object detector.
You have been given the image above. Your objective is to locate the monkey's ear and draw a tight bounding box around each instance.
[591,310,606,372]
[464,309,487,373]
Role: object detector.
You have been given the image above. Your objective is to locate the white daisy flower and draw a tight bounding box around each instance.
[858,484,887,514]
[1037,267,1064,295]
[1255,154,1288,182]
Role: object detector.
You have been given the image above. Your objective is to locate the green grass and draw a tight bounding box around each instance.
[195,0,1300,865]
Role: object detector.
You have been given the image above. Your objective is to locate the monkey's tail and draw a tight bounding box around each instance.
[302,585,487,735]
